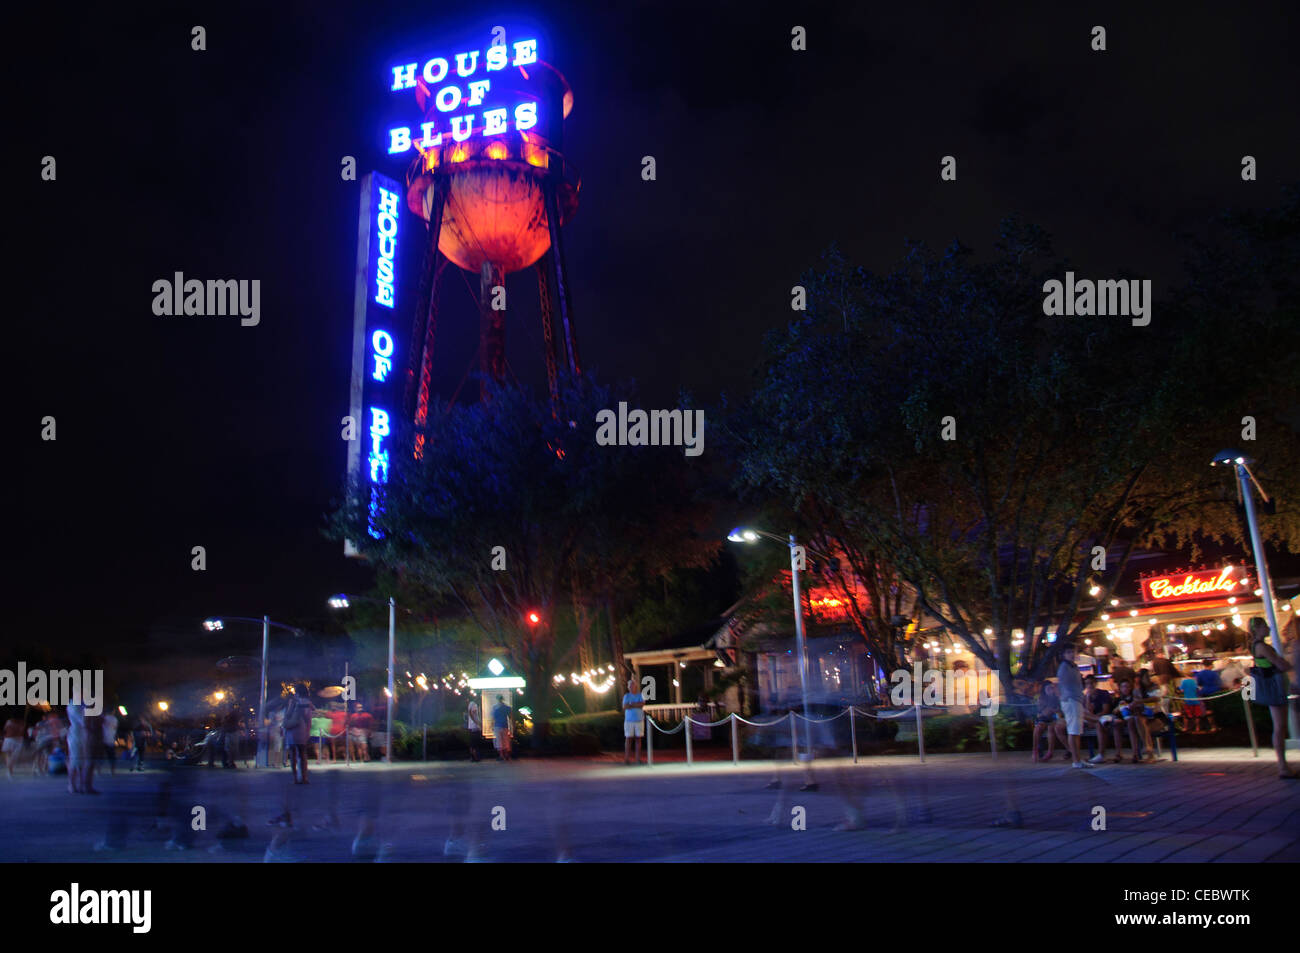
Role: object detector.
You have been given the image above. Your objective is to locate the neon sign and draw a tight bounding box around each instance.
[346,172,404,546]
[386,35,541,153]
[1141,567,1242,604]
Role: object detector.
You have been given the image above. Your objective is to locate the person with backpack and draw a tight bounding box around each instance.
[282,685,313,784]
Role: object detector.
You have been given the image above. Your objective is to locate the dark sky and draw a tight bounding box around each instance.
[14,0,1299,659]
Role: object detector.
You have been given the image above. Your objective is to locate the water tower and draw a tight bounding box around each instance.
[391,34,580,420]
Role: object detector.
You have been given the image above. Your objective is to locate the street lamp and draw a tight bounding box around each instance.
[1211,450,1296,743]
[203,614,303,768]
[329,593,400,764]
[728,526,825,759]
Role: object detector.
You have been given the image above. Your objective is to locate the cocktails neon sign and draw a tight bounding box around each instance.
[386,35,540,153]
[1141,567,1242,604]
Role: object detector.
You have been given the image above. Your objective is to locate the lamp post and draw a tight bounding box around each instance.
[329,594,400,764]
[1211,450,1297,743]
[203,615,303,768]
[728,527,820,757]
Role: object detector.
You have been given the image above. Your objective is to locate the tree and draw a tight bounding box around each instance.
[741,203,1300,696]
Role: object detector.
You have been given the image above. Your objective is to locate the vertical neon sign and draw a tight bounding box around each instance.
[346,171,403,551]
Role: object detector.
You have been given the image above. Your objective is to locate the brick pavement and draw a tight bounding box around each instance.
[1,748,1294,862]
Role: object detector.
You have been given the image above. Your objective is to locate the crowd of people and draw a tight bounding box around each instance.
[1028,617,1296,778]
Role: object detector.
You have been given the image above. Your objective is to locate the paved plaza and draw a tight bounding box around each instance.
[3,749,1296,862]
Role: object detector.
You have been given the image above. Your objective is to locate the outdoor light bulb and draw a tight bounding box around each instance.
[1228,597,1236,604]
[1084,639,1092,646]
[983,628,992,635]
[158,702,168,711]
[1129,609,1138,617]
[118,706,127,716]
[1089,586,1100,596]
[488,658,505,676]
[1110,599,1119,606]
[672,679,680,687]
[1253,589,1262,596]
[203,618,223,631]
[1235,457,1244,465]
[1100,614,1109,621]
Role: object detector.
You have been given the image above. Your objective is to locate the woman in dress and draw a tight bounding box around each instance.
[1247,617,1296,779]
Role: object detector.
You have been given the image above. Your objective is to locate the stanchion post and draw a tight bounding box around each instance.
[731,714,739,765]
[849,705,858,764]
[647,717,654,766]
[789,712,798,765]
[915,704,926,763]
[987,712,998,761]
[1242,689,1259,758]
[685,716,694,766]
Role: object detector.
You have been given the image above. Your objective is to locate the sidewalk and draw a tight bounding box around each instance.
[1,748,1294,862]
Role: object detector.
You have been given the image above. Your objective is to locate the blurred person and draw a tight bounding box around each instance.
[349,703,373,762]
[222,706,241,768]
[1031,681,1061,762]
[283,684,313,783]
[3,715,25,778]
[101,708,120,775]
[268,707,285,769]
[621,679,644,765]
[1219,656,1245,691]
[33,710,64,776]
[1122,679,1158,762]
[492,694,513,762]
[311,708,332,763]
[465,697,481,762]
[131,714,153,771]
[1194,659,1222,697]
[328,705,348,761]
[1247,617,1296,779]
[1178,669,1213,733]
[66,696,99,794]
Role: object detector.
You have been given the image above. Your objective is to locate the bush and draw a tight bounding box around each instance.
[547,711,624,751]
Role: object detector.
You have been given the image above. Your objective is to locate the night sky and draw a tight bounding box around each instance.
[15,0,1299,661]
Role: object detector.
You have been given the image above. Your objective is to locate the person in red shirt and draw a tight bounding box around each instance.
[328,708,348,760]
[348,704,374,762]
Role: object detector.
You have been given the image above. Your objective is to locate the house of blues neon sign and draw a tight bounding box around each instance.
[386,32,541,154]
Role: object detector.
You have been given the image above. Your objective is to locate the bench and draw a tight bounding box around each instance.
[1083,713,1180,762]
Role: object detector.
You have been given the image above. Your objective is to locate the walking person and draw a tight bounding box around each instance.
[491,695,513,762]
[132,715,153,771]
[283,685,313,784]
[101,708,120,775]
[621,679,644,765]
[1247,616,1296,779]
[3,715,25,778]
[465,696,481,762]
[66,696,99,794]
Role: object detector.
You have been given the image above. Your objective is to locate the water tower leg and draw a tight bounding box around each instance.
[536,259,560,406]
[408,175,448,447]
[479,261,507,400]
[543,180,580,375]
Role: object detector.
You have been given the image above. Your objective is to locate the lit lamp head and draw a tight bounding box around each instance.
[1210,449,1251,467]
[203,618,224,632]
[487,658,505,677]
[727,527,760,543]
[328,594,351,610]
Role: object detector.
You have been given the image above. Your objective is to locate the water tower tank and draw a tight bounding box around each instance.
[405,60,578,275]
